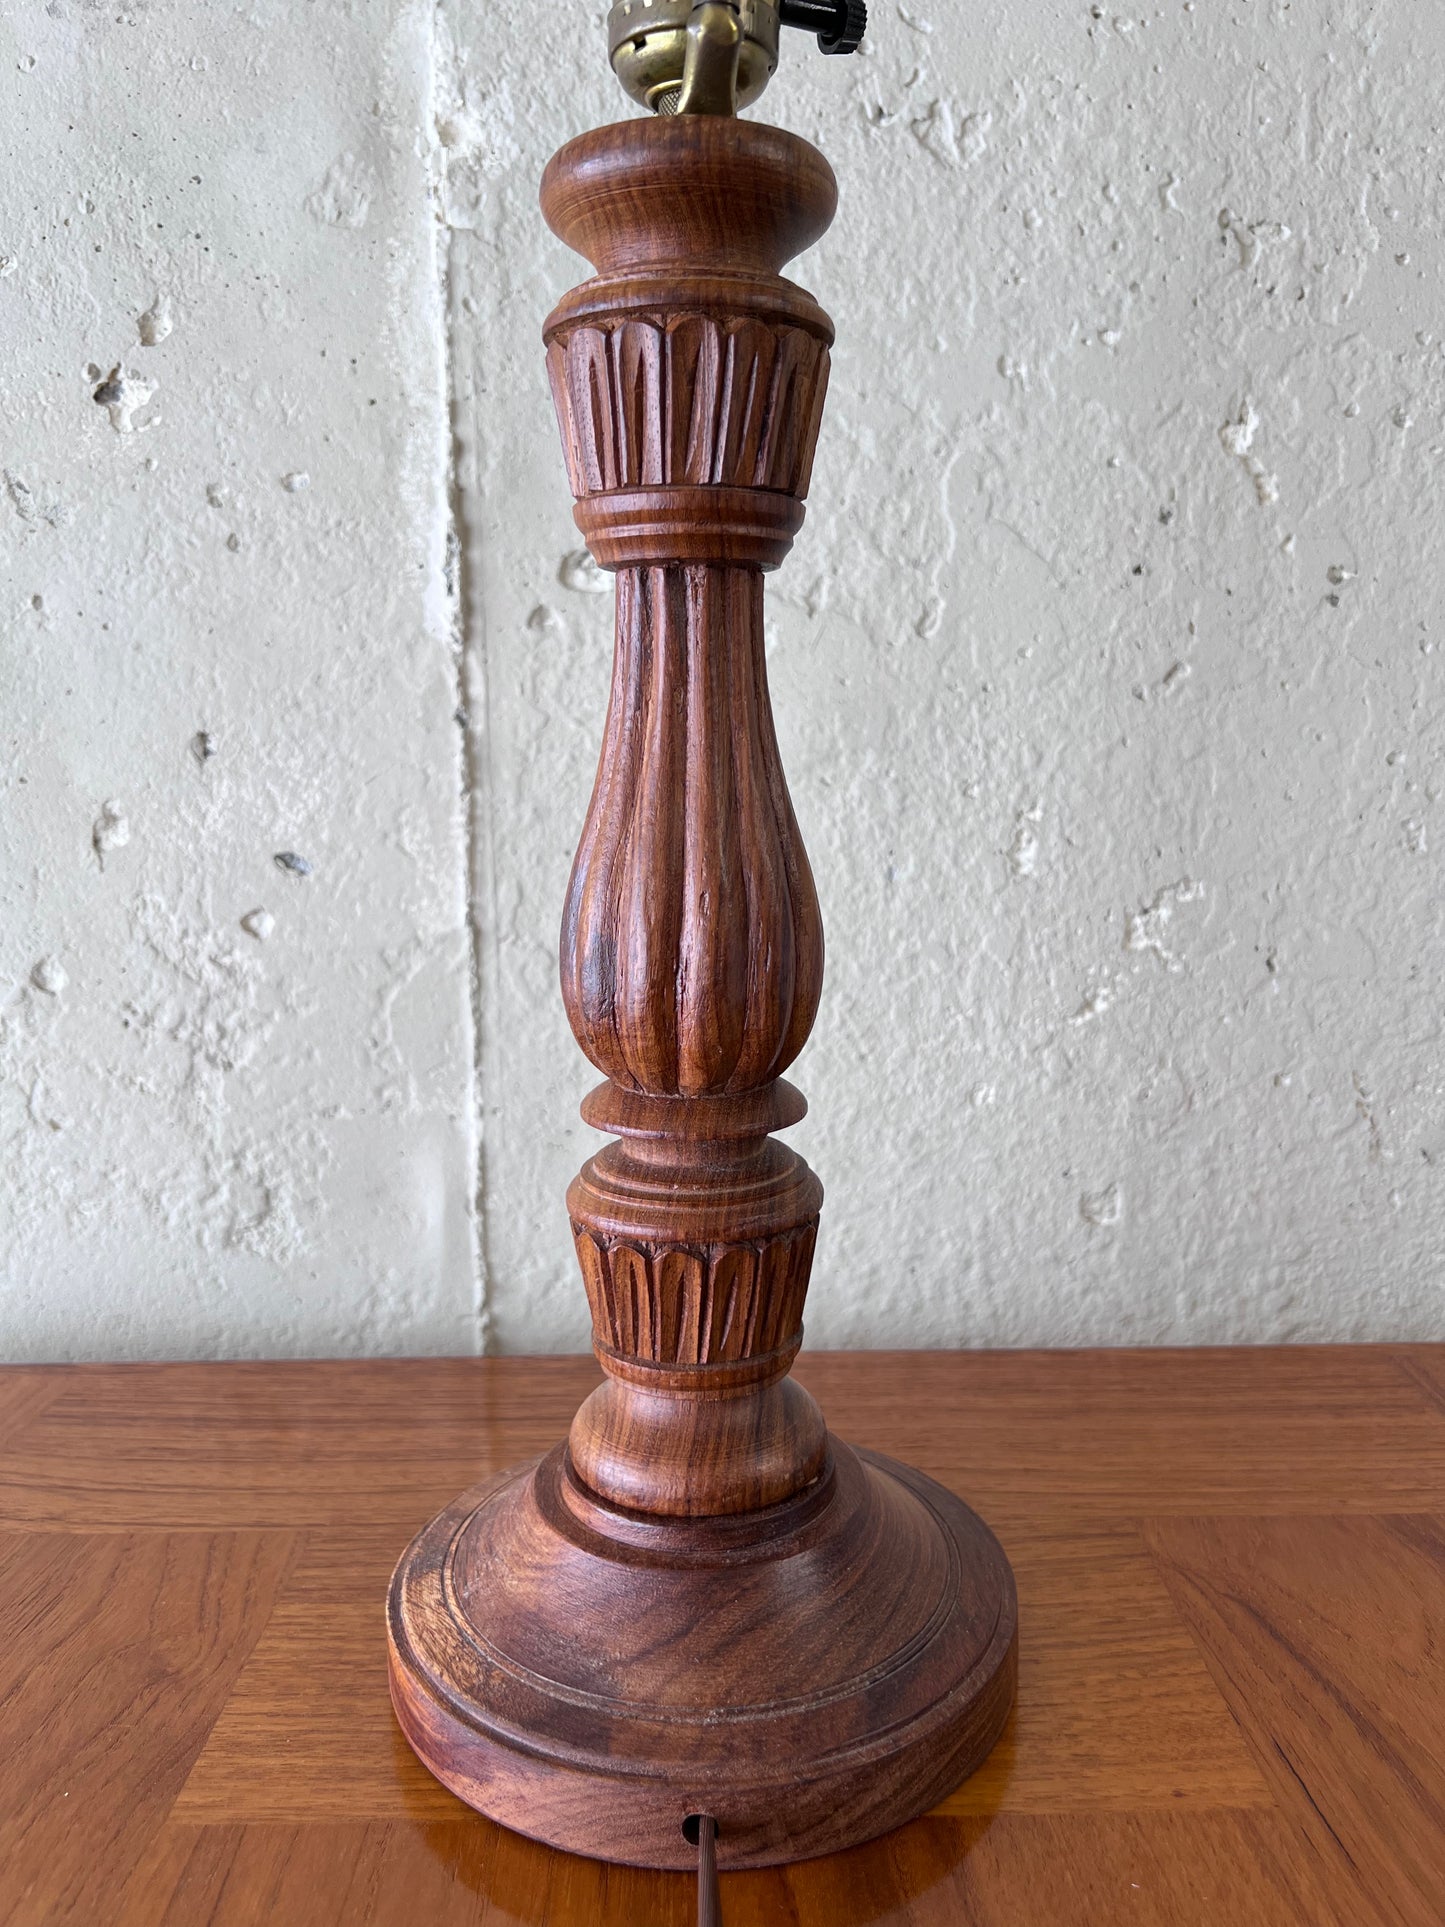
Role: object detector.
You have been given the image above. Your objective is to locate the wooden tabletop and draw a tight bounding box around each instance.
[5,1346,1445,1925]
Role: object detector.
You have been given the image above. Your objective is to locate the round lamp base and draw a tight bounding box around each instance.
[387,1438,1016,1870]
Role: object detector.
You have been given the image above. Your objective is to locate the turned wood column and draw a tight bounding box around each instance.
[542,115,836,1516]
[388,95,1017,1874]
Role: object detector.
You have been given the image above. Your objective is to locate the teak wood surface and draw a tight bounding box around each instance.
[6,1346,1445,1924]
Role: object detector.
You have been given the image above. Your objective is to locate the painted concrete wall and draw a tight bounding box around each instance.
[3,1,1442,1359]
[1,1,476,1358]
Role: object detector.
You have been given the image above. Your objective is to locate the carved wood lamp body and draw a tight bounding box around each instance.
[388,0,1017,1872]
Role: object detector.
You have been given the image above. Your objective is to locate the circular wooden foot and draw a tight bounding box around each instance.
[387,1439,1017,1869]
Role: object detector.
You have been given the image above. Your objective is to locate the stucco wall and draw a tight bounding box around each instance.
[3,0,1442,1358]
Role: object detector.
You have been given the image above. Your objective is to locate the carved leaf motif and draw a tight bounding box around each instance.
[573,1222,818,1364]
[547,315,831,500]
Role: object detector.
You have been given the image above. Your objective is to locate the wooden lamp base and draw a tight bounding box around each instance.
[387,108,1018,1870]
[388,1434,1016,1869]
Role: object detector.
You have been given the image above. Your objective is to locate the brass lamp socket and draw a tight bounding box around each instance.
[608,0,781,115]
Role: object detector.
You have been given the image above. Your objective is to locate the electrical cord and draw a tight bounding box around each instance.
[693,1814,721,1926]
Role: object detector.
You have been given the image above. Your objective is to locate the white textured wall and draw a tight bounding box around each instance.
[1,1,476,1358]
[3,1,1442,1359]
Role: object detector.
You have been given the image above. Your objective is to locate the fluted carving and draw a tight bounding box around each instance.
[537,113,838,1516]
[560,562,823,1098]
[572,1220,817,1365]
[546,314,830,502]
[390,116,1018,1865]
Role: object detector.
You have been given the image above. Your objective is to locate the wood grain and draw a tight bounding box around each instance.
[1145,1510,1445,1927]
[540,113,842,1528]
[0,1524,294,1927]
[389,1442,1017,1868]
[391,103,1018,1863]
[546,313,830,500]
[178,1604,456,1822]
[109,1812,1352,1926]
[793,1345,1445,1520]
[940,1519,1272,1814]
[557,563,823,1102]
[1398,1346,1445,1425]
[0,1357,601,1529]
[5,1347,1445,1921]
[0,1367,64,1450]
[539,112,837,278]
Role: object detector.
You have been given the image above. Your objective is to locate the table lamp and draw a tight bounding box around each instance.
[389,0,1017,1874]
